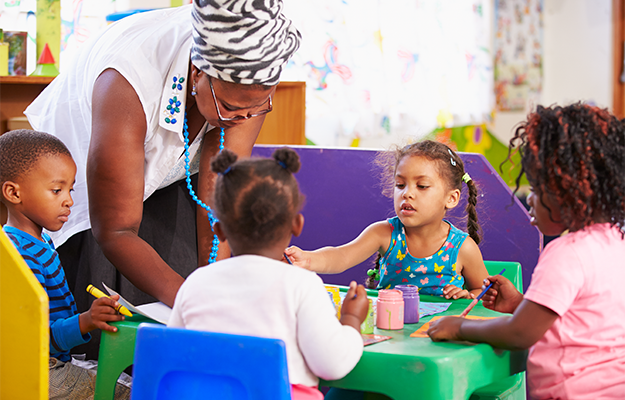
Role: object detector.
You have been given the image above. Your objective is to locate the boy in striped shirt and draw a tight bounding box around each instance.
[0,129,130,399]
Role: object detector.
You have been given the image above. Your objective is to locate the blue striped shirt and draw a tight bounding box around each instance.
[4,226,90,361]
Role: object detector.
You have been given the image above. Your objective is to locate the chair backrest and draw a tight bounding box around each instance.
[0,229,49,400]
[484,260,523,294]
[131,323,292,400]
[252,146,542,292]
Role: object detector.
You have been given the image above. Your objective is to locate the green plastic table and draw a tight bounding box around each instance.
[320,292,527,400]
[93,292,527,400]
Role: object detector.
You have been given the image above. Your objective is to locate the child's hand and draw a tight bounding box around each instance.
[339,281,369,331]
[442,284,475,300]
[284,245,312,270]
[79,294,126,335]
[480,275,523,314]
[427,316,463,341]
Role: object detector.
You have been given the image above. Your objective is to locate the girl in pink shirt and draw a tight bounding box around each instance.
[428,103,625,399]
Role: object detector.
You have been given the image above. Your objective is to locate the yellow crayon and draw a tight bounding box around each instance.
[86,284,133,317]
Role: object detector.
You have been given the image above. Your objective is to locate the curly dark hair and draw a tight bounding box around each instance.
[366,139,481,288]
[210,147,305,251]
[507,103,625,233]
[0,129,72,183]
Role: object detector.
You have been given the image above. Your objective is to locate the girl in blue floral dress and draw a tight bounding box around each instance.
[286,140,488,299]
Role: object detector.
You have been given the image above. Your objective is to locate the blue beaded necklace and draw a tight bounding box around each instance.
[183,114,224,264]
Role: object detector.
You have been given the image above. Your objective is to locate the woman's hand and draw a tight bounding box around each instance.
[284,245,313,270]
[442,284,475,300]
[79,294,125,335]
[340,281,369,331]
[427,316,464,341]
[480,275,523,314]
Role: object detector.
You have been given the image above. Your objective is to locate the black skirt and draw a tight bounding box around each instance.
[58,175,200,360]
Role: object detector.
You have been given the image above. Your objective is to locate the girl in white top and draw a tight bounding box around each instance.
[169,147,369,400]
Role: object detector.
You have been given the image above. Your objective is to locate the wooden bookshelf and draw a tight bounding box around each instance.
[257,81,306,145]
[0,76,55,133]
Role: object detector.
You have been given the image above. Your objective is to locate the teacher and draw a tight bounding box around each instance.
[25,0,300,357]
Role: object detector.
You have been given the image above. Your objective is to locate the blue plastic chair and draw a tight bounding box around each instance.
[131,323,292,400]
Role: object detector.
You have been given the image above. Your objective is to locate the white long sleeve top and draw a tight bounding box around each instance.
[168,255,364,387]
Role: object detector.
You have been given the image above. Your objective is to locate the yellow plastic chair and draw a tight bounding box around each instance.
[0,229,49,400]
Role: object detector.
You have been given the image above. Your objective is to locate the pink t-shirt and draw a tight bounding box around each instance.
[524,224,625,399]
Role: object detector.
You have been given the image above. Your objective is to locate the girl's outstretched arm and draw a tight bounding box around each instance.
[442,237,488,299]
[284,221,392,274]
[427,299,558,350]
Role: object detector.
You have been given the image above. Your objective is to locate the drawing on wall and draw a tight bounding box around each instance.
[282,0,494,147]
[429,124,526,186]
[494,0,543,112]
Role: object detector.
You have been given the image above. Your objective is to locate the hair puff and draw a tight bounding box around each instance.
[272,147,301,174]
[210,148,239,174]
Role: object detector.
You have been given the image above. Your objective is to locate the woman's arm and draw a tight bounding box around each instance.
[428,299,559,350]
[285,221,392,274]
[89,68,184,307]
[195,113,266,264]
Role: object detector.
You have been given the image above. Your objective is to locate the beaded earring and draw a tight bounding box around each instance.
[191,82,197,96]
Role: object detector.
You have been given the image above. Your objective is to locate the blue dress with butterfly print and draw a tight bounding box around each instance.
[377,217,468,296]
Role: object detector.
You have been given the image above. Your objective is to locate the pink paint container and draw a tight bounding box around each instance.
[376,289,404,330]
[395,284,420,324]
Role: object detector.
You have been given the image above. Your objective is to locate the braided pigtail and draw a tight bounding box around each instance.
[365,253,381,289]
[464,178,481,244]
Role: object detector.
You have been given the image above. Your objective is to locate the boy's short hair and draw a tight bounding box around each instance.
[0,129,72,183]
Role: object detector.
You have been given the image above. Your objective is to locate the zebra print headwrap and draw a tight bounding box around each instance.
[191,0,301,86]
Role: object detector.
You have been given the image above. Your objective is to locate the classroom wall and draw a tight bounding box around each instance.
[490,0,613,144]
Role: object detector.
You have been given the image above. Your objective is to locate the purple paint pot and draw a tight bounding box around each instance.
[395,285,419,324]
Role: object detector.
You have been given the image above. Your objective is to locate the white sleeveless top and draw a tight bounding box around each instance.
[25,5,214,246]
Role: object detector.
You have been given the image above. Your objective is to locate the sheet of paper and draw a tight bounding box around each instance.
[102,282,171,325]
[362,334,392,346]
[410,315,496,338]
[419,302,451,318]
[135,302,172,325]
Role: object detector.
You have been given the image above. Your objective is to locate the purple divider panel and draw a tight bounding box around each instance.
[252,146,542,291]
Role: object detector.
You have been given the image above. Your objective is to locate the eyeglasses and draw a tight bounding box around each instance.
[208,75,273,122]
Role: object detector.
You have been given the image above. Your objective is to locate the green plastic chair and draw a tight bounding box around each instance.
[94,315,153,400]
[471,260,526,400]
[483,260,523,294]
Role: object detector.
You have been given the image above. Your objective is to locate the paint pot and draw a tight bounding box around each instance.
[395,284,419,324]
[360,298,374,334]
[376,289,404,330]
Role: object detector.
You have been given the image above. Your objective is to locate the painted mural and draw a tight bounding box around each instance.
[282,0,495,148]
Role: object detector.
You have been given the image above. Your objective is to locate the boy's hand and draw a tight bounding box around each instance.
[339,281,369,331]
[442,284,475,300]
[427,316,463,341]
[480,275,523,314]
[284,246,312,270]
[79,294,126,335]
